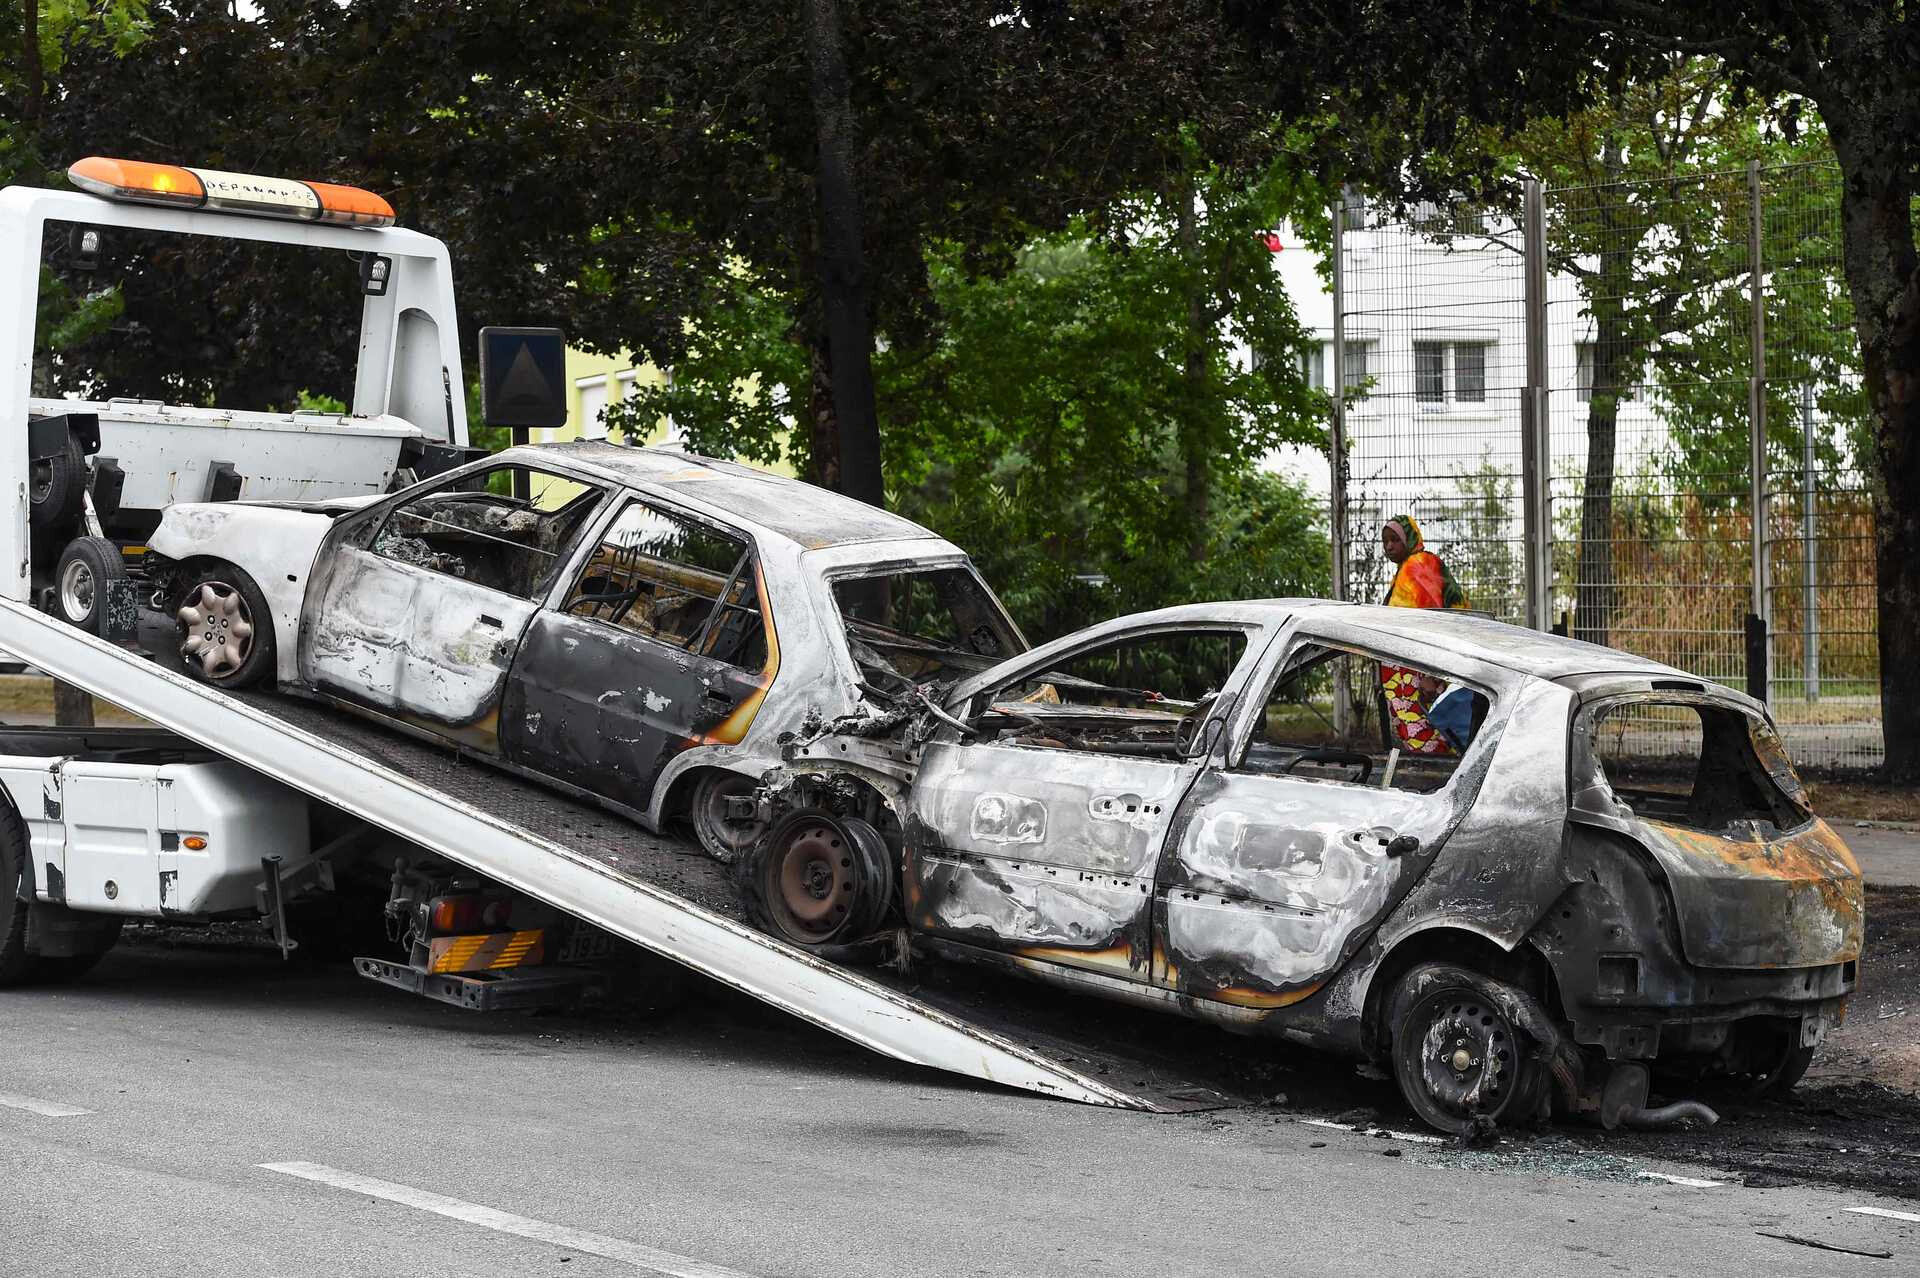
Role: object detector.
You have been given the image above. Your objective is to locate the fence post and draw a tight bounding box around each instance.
[1521,178,1550,631]
[1801,381,1819,701]
[1329,191,1349,607]
[1746,160,1770,703]
[1329,191,1352,741]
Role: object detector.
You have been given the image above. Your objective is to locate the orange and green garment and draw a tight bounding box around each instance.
[1382,515,1470,610]
[1379,515,1469,755]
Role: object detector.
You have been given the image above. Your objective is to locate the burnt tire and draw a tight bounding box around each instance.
[30,431,86,529]
[174,564,275,689]
[53,536,126,636]
[739,810,895,948]
[1737,1022,1817,1097]
[1388,962,1548,1135]
[689,770,766,864]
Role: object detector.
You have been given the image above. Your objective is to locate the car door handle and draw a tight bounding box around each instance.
[1385,834,1421,858]
[477,614,503,629]
[703,686,738,707]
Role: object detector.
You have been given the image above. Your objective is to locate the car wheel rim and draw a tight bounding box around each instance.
[177,583,255,680]
[771,818,856,936]
[29,460,51,505]
[1405,989,1520,1124]
[58,559,96,622]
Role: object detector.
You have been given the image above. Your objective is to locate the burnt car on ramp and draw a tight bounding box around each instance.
[738,601,1864,1134]
[138,442,1026,859]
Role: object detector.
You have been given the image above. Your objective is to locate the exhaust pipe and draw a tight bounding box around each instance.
[1598,1062,1718,1131]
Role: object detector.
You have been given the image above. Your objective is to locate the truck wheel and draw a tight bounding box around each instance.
[0,802,119,986]
[1388,962,1547,1135]
[54,536,126,636]
[175,564,275,688]
[689,770,766,864]
[0,799,36,986]
[740,810,895,947]
[30,431,86,529]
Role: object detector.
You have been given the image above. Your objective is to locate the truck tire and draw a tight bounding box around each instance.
[174,563,275,689]
[53,536,127,636]
[30,431,86,529]
[0,797,36,986]
[0,801,119,986]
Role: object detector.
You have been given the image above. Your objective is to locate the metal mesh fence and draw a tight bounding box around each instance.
[1334,164,1882,773]
[1334,201,1529,621]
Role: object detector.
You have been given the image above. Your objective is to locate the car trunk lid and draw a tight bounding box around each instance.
[1632,815,1863,969]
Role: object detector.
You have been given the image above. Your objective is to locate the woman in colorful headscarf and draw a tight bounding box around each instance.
[1381,515,1469,610]
[1378,515,1470,755]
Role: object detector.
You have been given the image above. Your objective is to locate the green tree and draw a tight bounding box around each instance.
[1505,59,1855,646]
[0,1,150,187]
[1228,2,1920,780]
[619,155,1330,638]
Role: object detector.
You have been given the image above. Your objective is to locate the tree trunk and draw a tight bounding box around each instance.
[21,0,42,127]
[53,681,94,728]
[802,0,884,509]
[1829,136,1920,783]
[805,329,839,491]
[1175,176,1210,564]
[1572,282,1633,648]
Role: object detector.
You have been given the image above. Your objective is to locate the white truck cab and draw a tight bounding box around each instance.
[0,157,475,633]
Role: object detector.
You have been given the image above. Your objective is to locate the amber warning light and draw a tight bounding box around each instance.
[67,157,395,228]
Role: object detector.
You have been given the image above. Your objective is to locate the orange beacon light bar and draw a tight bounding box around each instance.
[67,157,395,228]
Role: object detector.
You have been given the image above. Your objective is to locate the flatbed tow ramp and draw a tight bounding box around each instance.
[0,597,1241,1112]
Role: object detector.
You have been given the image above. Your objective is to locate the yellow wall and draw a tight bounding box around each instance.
[537,348,673,446]
[547,346,796,477]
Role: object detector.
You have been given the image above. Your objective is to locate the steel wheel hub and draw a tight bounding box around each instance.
[697,776,766,859]
[1417,997,1514,1117]
[774,820,855,933]
[177,583,254,679]
[59,559,96,620]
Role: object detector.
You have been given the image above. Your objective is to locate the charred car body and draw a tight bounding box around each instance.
[138,442,1026,860]
[740,601,1863,1133]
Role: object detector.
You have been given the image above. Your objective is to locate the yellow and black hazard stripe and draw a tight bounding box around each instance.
[428,930,547,974]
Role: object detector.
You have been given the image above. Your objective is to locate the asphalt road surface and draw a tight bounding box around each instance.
[1843,824,1920,887]
[3,939,1918,1277]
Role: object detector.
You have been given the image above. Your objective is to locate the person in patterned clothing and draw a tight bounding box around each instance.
[1381,514,1469,610]
[1378,515,1470,755]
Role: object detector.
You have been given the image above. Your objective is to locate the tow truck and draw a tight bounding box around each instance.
[0,157,1224,1112]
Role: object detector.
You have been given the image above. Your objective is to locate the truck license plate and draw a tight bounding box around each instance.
[555,922,617,964]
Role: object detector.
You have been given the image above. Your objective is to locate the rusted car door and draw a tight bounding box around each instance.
[904,622,1265,985]
[300,461,610,751]
[1151,626,1496,1008]
[499,493,775,810]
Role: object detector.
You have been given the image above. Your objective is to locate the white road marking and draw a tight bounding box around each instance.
[1299,1117,1448,1145]
[257,1162,759,1277]
[0,1091,92,1117]
[1846,1206,1920,1224]
[1638,1171,1725,1188]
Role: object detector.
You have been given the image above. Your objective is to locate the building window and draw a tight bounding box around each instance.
[1455,343,1486,403]
[1414,342,1446,403]
[1414,340,1492,409]
[575,375,609,439]
[1341,340,1375,392]
[1296,344,1326,391]
[1575,342,1636,404]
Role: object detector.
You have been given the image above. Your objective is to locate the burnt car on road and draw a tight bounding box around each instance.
[140,442,1026,859]
[741,601,1864,1133]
